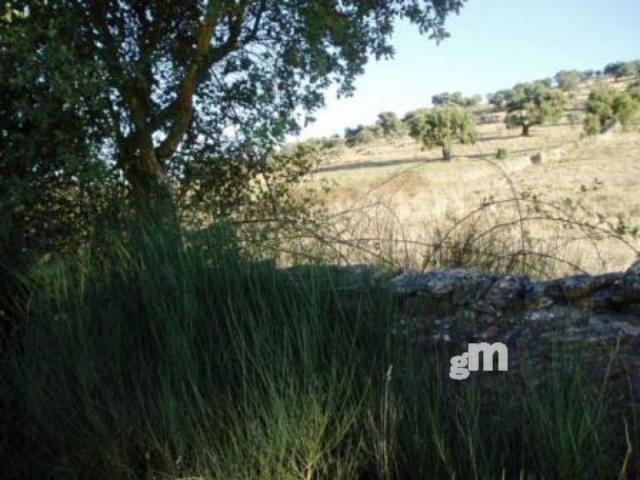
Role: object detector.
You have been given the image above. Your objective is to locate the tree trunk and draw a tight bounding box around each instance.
[442,146,452,161]
[124,135,176,222]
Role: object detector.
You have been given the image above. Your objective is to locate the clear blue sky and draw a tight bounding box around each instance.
[297,0,640,140]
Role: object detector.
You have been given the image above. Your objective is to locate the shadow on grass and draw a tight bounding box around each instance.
[314,155,444,173]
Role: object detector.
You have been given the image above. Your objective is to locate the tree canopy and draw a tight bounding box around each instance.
[487,89,514,110]
[504,83,566,136]
[376,112,404,136]
[408,107,476,160]
[554,70,584,91]
[583,87,640,135]
[432,91,482,108]
[604,61,639,80]
[1,0,467,263]
[2,0,466,204]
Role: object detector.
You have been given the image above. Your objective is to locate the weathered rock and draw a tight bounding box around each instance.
[385,264,640,384]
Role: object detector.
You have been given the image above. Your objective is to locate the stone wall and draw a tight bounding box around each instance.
[388,260,640,385]
[319,260,640,386]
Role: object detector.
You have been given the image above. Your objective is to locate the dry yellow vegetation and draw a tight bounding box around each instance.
[302,77,640,276]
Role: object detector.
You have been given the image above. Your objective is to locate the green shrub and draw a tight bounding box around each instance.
[583,113,601,136]
[496,147,509,160]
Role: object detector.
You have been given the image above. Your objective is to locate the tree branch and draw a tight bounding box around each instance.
[155,0,266,161]
[155,3,225,161]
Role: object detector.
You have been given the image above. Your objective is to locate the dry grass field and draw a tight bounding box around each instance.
[302,77,640,276]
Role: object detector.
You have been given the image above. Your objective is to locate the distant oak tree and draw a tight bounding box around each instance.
[376,112,404,136]
[487,89,514,110]
[583,87,640,135]
[431,91,481,108]
[409,107,477,160]
[604,61,638,81]
[504,83,566,136]
[555,70,584,91]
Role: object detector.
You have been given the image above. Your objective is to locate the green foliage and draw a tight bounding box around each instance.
[496,147,509,160]
[583,113,601,136]
[409,107,477,159]
[1,0,467,214]
[533,78,554,88]
[627,81,640,102]
[0,7,126,269]
[402,108,431,124]
[505,83,566,135]
[182,143,326,262]
[344,125,379,147]
[583,87,640,135]
[376,111,404,136]
[487,89,514,110]
[554,70,584,91]
[432,91,482,107]
[4,224,635,478]
[604,60,639,80]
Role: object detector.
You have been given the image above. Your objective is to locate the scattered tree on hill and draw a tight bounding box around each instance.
[431,92,482,107]
[344,125,379,146]
[487,89,514,110]
[555,70,584,91]
[432,91,481,107]
[583,87,640,135]
[402,108,431,124]
[408,107,477,160]
[504,83,566,136]
[376,112,404,136]
[604,61,639,81]
[432,91,462,106]
[532,78,554,88]
[468,94,484,107]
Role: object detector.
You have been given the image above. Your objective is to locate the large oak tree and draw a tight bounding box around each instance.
[2,0,466,213]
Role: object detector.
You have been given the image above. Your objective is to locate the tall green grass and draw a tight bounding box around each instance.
[3,223,636,479]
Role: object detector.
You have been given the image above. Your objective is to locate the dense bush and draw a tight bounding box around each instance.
[628,81,640,102]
